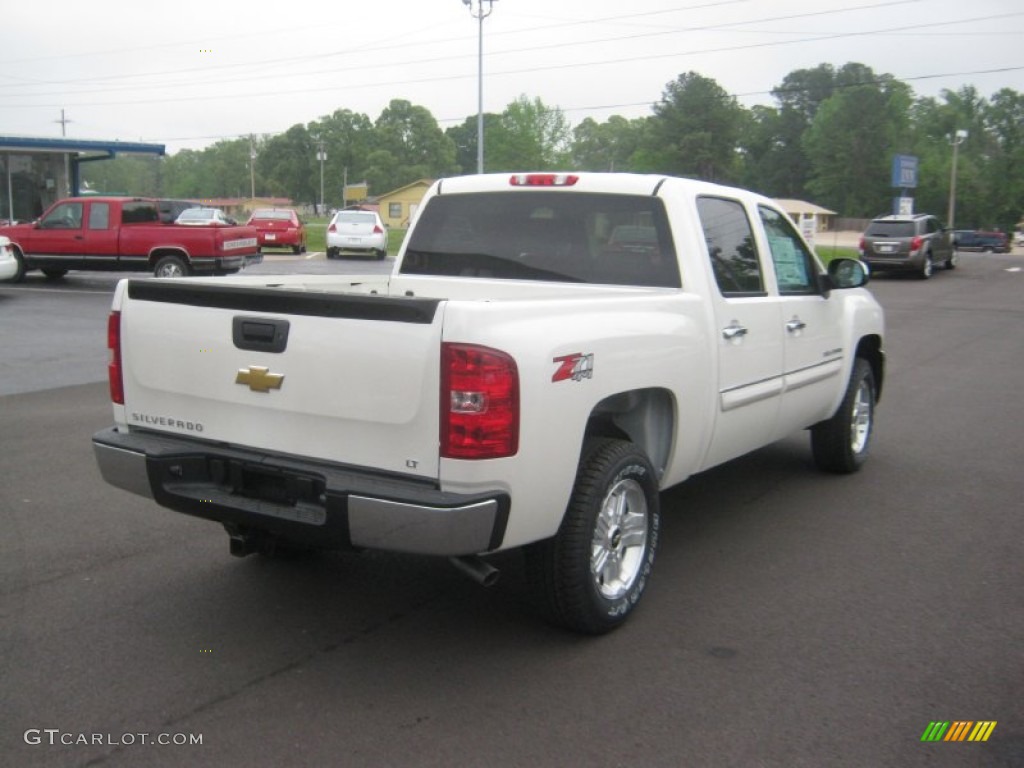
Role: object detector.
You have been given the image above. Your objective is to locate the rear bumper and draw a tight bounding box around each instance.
[190,251,262,273]
[92,427,509,556]
[862,252,925,272]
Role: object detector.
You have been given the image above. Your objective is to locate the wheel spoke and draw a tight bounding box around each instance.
[618,512,648,549]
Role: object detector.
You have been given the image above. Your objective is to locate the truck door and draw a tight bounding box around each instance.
[696,195,784,470]
[757,205,845,437]
[28,201,87,259]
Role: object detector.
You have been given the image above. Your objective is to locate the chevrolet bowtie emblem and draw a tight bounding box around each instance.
[235,366,284,393]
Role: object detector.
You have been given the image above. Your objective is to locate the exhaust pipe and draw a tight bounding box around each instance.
[449,555,500,587]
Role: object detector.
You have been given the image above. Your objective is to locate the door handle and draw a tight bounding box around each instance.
[786,318,807,333]
[722,323,748,341]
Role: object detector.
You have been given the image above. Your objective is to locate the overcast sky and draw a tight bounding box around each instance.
[1,0,1021,154]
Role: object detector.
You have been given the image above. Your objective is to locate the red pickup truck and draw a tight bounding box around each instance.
[0,197,261,280]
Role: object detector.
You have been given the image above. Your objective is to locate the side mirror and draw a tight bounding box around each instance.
[826,257,870,290]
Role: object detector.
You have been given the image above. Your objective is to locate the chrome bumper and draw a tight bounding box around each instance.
[93,427,508,556]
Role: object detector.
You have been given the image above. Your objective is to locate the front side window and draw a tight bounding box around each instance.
[696,196,763,296]
[40,202,83,229]
[401,191,680,288]
[759,205,819,295]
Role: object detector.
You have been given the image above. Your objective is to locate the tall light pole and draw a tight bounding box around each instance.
[249,134,256,200]
[947,129,968,228]
[462,0,498,174]
[316,140,327,215]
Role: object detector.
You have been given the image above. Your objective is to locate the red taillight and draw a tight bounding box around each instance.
[441,343,519,460]
[858,236,865,253]
[373,225,384,234]
[910,236,923,252]
[107,311,124,405]
[327,224,337,233]
[509,173,579,187]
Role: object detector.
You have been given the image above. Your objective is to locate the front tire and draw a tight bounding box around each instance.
[526,438,660,634]
[811,358,876,474]
[9,247,26,282]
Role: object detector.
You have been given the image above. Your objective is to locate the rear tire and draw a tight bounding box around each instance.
[918,252,933,279]
[811,358,875,474]
[526,438,660,634]
[154,255,190,278]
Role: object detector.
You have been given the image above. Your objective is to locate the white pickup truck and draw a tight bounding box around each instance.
[93,172,884,634]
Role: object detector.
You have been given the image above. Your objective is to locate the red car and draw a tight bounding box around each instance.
[246,208,306,254]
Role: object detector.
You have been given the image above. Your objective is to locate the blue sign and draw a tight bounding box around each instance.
[891,154,918,189]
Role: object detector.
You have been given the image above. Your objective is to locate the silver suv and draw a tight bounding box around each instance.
[859,214,956,279]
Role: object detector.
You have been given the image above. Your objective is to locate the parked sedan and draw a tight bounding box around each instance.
[0,236,19,281]
[247,208,306,254]
[175,208,235,226]
[326,210,387,259]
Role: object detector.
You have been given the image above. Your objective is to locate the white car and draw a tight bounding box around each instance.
[175,208,235,226]
[0,236,19,281]
[326,209,387,260]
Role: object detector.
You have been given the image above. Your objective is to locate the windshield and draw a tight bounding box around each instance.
[400,191,680,288]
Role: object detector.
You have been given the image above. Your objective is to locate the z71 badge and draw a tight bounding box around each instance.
[552,353,594,383]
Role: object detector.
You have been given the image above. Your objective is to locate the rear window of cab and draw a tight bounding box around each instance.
[400,191,680,288]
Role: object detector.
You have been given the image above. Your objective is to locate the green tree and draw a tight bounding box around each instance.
[307,108,374,207]
[984,88,1024,232]
[570,115,647,172]
[804,74,912,217]
[370,99,457,192]
[483,95,571,172]
[258,125,317,206]
[635,72,743,181]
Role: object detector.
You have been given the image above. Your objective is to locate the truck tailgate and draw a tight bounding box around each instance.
[118,280,445,479]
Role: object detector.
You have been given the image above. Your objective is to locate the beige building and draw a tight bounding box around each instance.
[375,179,433,229]
[774,199,838,234]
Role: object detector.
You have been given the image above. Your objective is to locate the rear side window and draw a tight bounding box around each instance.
[122,202,159,224]
[88,202,110,230]
[400,191,680,288]
[696,196,764,296]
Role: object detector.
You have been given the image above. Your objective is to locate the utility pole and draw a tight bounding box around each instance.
[462,0,498,174]
[55,109,72,137]
[947,129,968,229]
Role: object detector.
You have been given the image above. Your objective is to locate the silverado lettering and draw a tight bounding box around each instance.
[93,172,885,635]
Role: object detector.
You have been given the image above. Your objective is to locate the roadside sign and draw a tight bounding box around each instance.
[891,154,918,189]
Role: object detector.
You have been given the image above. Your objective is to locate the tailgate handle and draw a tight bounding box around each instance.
[233,316,290,353]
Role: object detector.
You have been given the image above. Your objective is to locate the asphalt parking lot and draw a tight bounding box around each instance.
[1,251,1022,767]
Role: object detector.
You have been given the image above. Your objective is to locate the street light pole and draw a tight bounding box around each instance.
[947,129,968,228]
[316,141,326,215]
[249,134,256,200]
[462,0,497,174]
